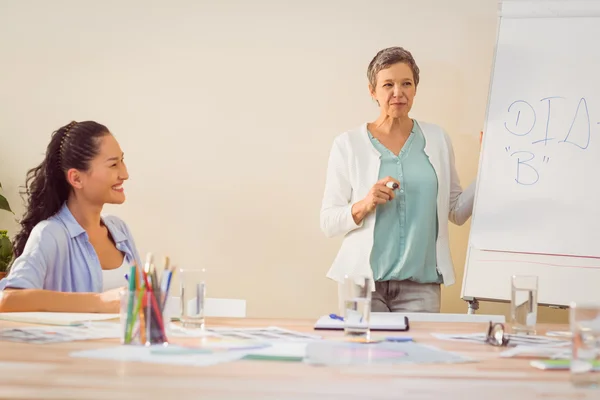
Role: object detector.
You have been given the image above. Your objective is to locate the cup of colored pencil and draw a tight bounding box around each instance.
[119,254,175,346]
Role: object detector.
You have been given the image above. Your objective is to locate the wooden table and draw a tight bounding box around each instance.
[0,317,596,399]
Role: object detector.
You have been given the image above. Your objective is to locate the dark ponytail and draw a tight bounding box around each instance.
[12,121,110,259]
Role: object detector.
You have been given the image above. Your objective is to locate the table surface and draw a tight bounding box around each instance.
[0,317,596,400]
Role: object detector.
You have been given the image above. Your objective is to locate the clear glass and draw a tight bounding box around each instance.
[510,275,538,334]
[179,268,207,329]
[119,289,168,346]
[570,302,600,388]
[340,275,372,339]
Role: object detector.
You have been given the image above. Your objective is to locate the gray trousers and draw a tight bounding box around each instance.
[371,280,441,313]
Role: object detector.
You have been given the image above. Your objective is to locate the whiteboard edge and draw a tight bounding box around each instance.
[460,3,503,302]
[500,0,600,18]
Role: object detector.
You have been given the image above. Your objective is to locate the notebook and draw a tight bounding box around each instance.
[314,313,409,331]
[0,312,120,326]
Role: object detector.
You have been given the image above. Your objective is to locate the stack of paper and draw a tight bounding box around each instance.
[0,312,119,326]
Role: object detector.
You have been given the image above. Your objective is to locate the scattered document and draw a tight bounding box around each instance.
[206,326,321,341]
[431,333,569,347]
[499,345,571,359]
[305,341,474,366]
[0,323,121,344]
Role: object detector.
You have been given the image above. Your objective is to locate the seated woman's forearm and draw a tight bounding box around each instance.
[0,289,109,313]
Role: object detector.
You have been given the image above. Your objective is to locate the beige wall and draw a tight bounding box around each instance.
[0,0,567,323]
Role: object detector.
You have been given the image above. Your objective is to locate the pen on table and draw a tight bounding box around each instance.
[329,314,344,321]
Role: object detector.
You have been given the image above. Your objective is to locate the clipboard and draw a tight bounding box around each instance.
[314,313,410,331]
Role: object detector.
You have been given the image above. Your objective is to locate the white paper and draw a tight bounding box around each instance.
[166,323,216,338]
[244,342,307,359]
[70,345,246,366]
[546,330,572,338]
[0,312,120,326]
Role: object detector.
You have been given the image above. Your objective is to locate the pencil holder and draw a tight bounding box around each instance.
[120,289,169,346]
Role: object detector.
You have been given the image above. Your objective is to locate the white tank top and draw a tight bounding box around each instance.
[102,255,129,292]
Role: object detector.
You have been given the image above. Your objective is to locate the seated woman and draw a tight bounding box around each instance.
[0,121,141,313]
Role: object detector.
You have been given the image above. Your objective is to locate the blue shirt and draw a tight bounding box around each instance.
[0,203,141,292]
[368,121,442,283]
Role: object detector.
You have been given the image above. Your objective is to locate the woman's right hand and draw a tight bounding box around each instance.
[352,176,401,224]
[96,287,124,313]
[363,177,401,213]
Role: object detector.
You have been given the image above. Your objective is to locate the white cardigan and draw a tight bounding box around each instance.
[320,120,476,288]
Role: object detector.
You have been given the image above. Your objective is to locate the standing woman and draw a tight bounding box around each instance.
[0,121,141,313]
[320,47,476,313]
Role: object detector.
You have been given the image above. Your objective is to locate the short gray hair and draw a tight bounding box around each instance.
[367,47,420,89]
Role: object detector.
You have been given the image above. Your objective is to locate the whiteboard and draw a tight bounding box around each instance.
[462,0,600,306]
